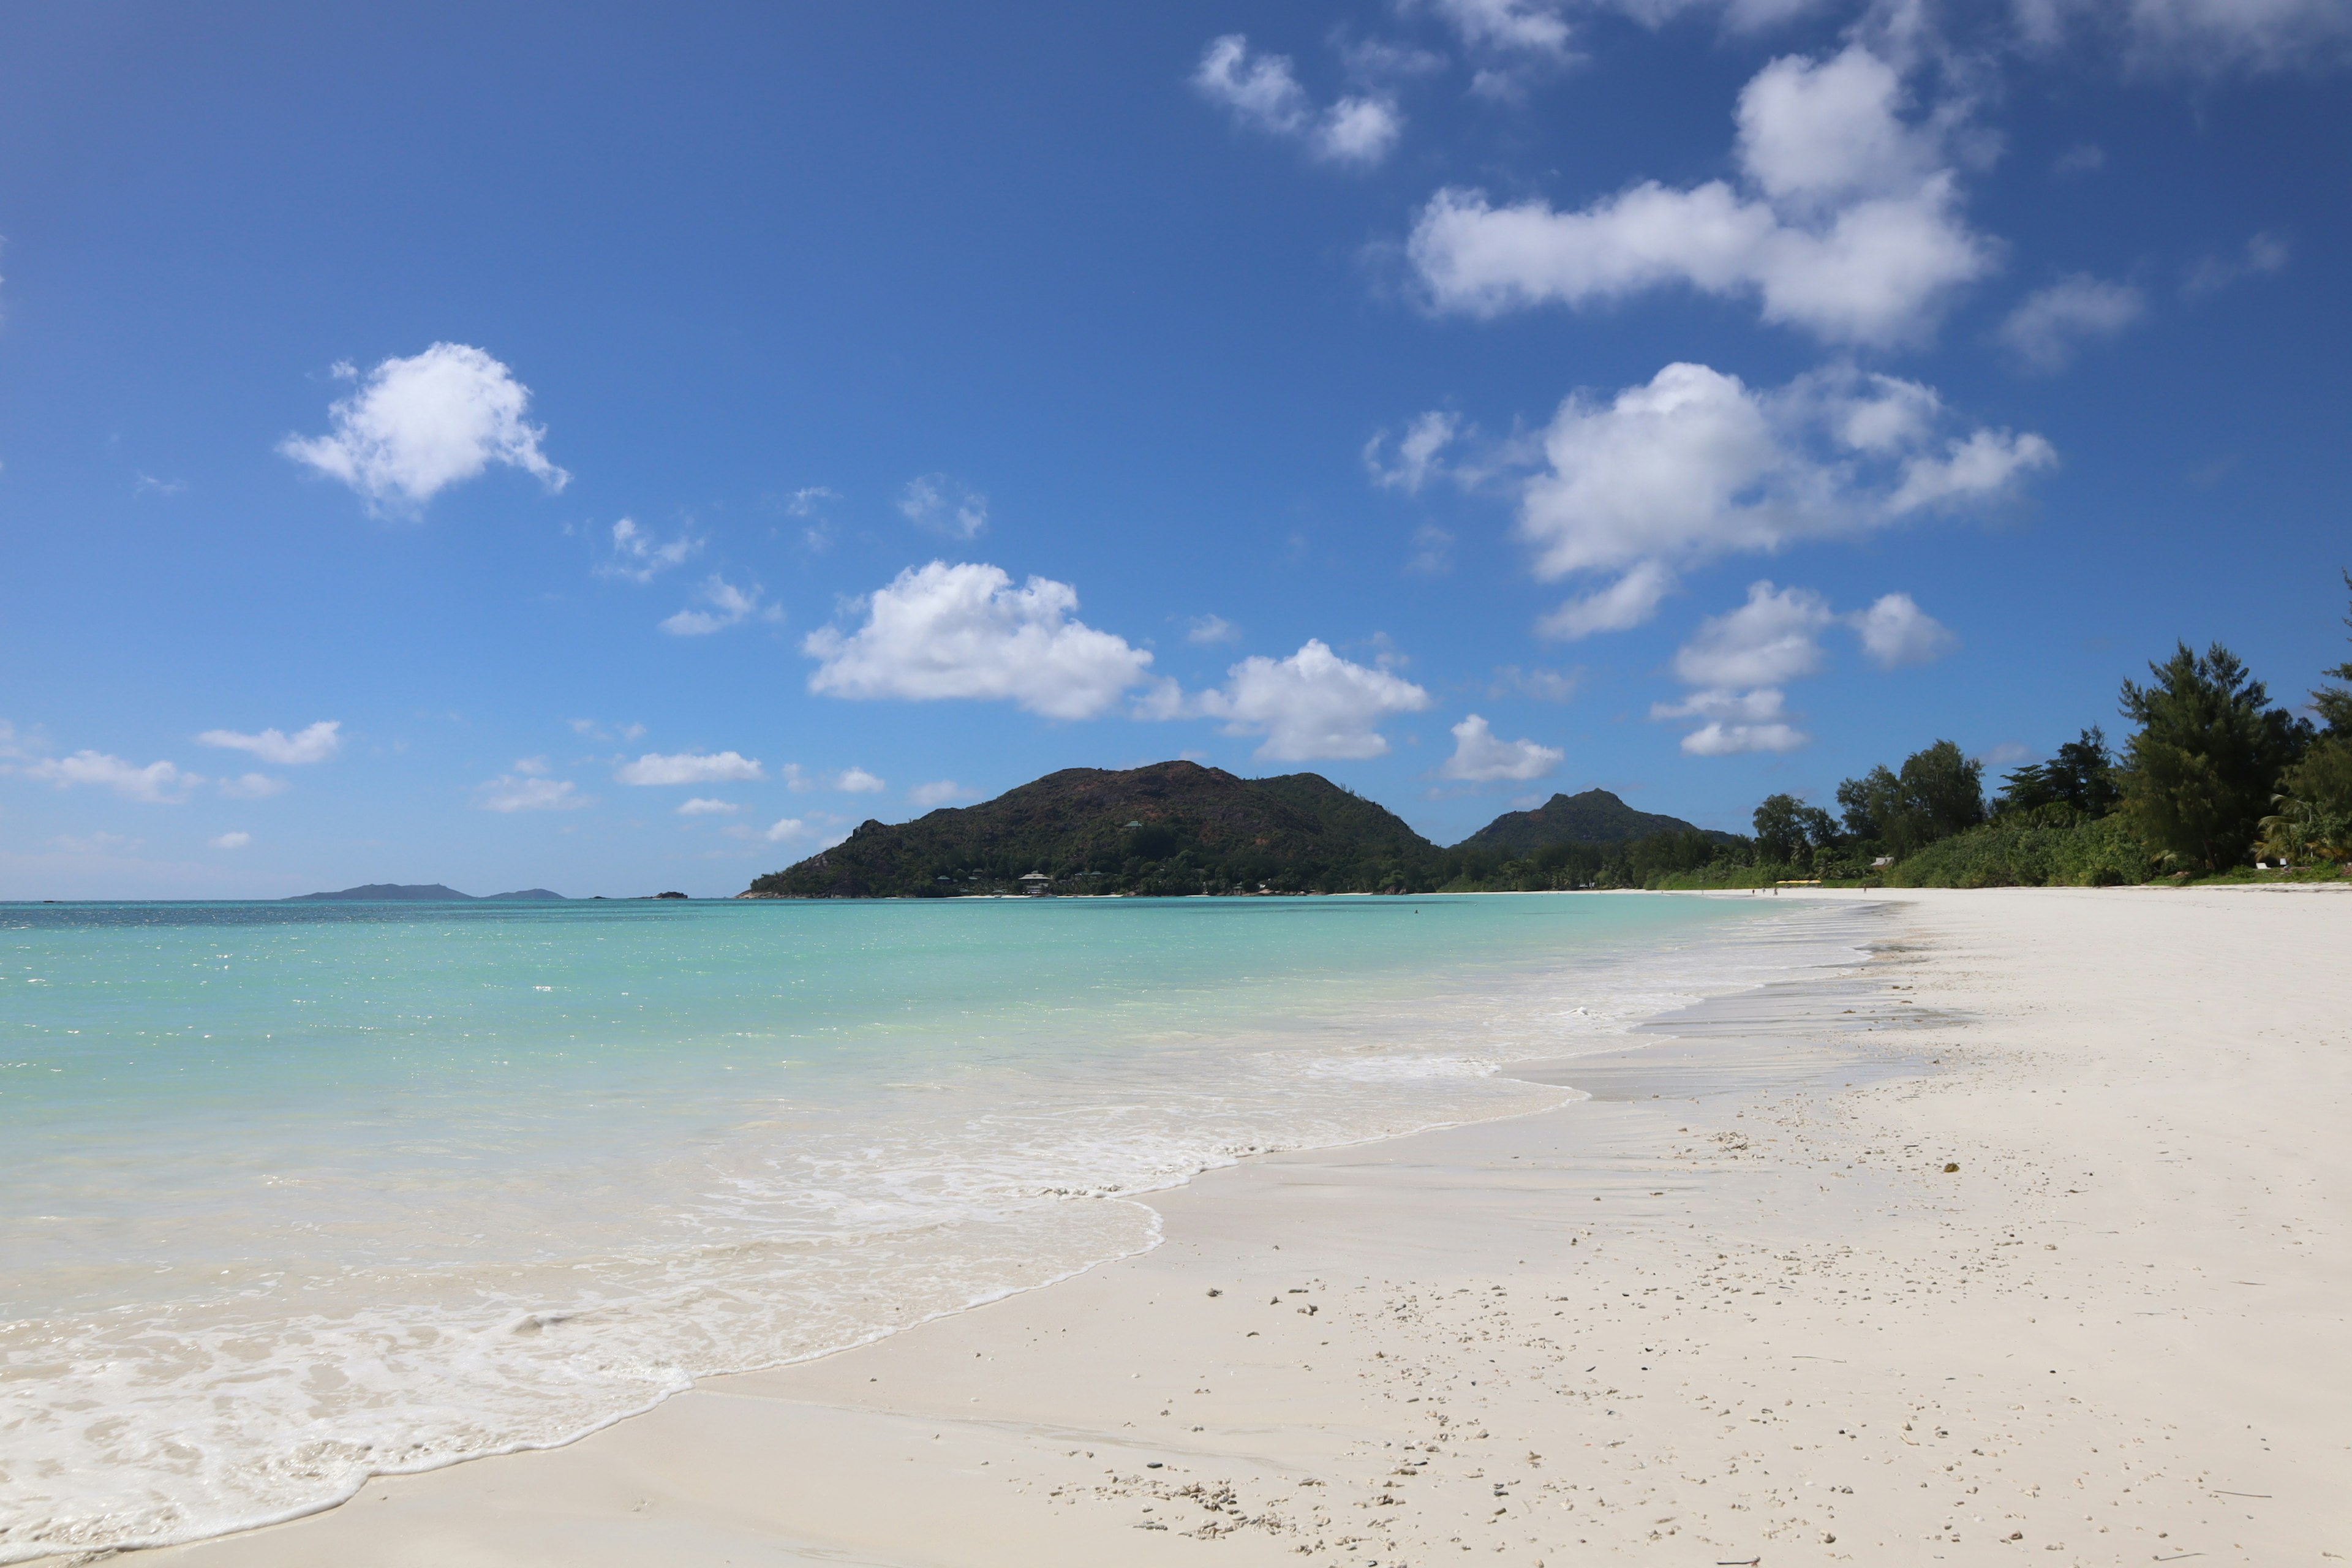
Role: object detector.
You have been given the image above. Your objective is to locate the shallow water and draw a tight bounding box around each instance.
[0,892,1856,1558]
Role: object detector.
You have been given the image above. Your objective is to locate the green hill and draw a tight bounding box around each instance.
[742,760,1440,898]
[1457,789,1723,855]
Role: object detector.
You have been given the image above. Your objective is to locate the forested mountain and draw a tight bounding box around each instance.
[744,761,1441,897]
[1458,790,1725,855]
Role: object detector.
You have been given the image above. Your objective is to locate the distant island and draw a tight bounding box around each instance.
[741,761,1716,899]
[284,884,571,902]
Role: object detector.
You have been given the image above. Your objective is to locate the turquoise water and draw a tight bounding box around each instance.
[0,893,1846,1558]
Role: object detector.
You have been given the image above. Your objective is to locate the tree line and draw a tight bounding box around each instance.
[1740,574,2352,886]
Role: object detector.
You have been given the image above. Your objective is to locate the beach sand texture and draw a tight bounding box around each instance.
[108,887,2350,1566]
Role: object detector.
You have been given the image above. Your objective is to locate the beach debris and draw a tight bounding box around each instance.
[1943,1162,1960,1173]
[1206,1287,1221,1297]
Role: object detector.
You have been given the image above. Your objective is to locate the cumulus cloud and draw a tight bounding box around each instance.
[2014,0,2352,74]
[209,831,252,850]
[279,343,567,510]
[1673,581,1835,688]
[218,773,288,799]
[196,720,342,766]
[1408,45,1994,347]
[909,780,977,809]
[2184,231,2290,297]
[1997,274,2146,371]
[1680,720,1810,755]
[1364,411,1461,492]
[1536,561,1676,640]
[804,562,1157,721]
[1515,361,2052,636]
[1649,582,1832,754]
[677,797,740,815]
[616,751,765,786]
[15,752,201,803]
[660,576,780,636]
[598,518,700,582]
[1849,591,1957,666]
[1193,639,1433,761]
[1439,714,1564,782]
[1653,581,1954,753]
[475,775,589,812]
[1185,614,1243,646]
[834,767,888,794]
[897,475,990,540]
[785,486,841,516]
[1193,34,1404,167]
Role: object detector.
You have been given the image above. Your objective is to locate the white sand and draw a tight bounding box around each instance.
[111,888,2352,1566]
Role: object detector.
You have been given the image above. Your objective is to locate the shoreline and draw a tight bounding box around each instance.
[63,887,2352,1564]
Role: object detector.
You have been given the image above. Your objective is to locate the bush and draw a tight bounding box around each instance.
[1883,813,2154,888]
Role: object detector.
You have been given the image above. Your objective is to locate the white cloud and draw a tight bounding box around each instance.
[598,518,701,582]
[835,767,888,794]
[1193,34,1404,167]
[1672,581,1834,688]
[909,780,976,810]
[196,720,342,765]
[1536,560,1676,640]
[2015,0,2352,74]
[15,752,201,803]
[569,718,646,742]
[1849,591,1956,667]
[1364,410,1461,492]
[616,751,765,786]
[511,756,551,775]
[279,343,567,510]
[1515,361,2052,636]
[677,797,741,816]
[2053,141,2106,175]
[1408,45,1994,347]
[785,486,841,516]
[1185,614,1242,645]
[1426,0,1575,58]
[2184,231,2291,296]
[725,816,814,844]
[1681,720,1809,755]
[804,561,1156,721]
[1490,665,1582,702]
[1439,714,1564,782]
[1997,274,2146,371]
[1650,686,1792,722]
[896,475,990,540]
[660,576,780,636]
[475,775,589,812]
[210,831,252,850]
[1193,639,1433,761]
[218,773,288,799]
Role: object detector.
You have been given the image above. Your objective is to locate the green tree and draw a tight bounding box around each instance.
[2119,642,2313,872]
[1834,741,1984,858]
[2315,570,2352,739]
[2260,738,2352,865]
[1752,794,1810,865]
[1996,727,2119,818]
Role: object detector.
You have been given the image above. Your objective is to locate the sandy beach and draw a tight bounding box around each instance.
[104,887,2351,1566]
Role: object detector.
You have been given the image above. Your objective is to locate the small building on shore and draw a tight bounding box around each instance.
[1019,871,1052,896]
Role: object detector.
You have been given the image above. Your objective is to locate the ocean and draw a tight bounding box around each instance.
[0,892,1860,1559]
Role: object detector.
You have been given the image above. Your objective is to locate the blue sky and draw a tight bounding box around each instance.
[2,1,2346,897]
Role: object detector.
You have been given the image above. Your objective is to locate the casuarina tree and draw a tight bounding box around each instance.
[2119,642,2311,872]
